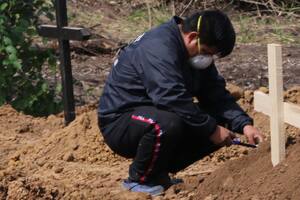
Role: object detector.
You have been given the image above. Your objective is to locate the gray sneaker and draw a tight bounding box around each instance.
[122,179,164,196]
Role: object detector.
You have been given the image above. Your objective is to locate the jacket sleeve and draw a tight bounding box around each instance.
[196,63,253,134]
[134,41,217,138]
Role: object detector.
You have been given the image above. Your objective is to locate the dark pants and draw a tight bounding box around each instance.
[99,106,219,183]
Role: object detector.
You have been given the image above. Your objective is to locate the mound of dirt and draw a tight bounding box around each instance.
[193,87,300,200]
[0,105,130,200]
[0,86,299,200]
[195,138,300,200]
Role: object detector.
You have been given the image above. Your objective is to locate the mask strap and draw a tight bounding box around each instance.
[197,16,202,54]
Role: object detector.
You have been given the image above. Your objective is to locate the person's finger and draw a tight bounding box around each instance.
[247,134,255,145]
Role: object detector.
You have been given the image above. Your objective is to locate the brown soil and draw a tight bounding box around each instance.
[195,139,300,200]
[1,87,300,200]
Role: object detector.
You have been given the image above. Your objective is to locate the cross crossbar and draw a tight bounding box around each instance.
[38,25,91,41]
[254,91,300,129]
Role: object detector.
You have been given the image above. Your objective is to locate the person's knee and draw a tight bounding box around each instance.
[158,112,184,140]
[132,107,184,140]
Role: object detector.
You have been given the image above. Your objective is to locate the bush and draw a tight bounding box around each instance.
[0,0,63,116]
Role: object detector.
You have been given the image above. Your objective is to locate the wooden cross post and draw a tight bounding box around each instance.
[255,44,285,166]
[268,44,285,166]
[38,0,91,125]
[253,44,300,166]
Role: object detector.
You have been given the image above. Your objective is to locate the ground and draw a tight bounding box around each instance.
[1,1,300,200]
[1,88,300,200]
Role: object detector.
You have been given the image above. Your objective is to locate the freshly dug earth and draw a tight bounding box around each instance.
[195,139,300,200]
[0,87,300,200]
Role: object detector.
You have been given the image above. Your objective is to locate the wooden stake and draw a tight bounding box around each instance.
[268,44,285,166]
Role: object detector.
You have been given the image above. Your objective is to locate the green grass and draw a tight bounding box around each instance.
[67,5,104,27]
[236,15,256,43]
[233,14,300,45]
[66,3,172,43]
[66,2,300,45]
[126,7,172,28]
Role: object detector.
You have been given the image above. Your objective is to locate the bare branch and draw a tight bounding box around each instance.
[146,0,152,29]
[179,0,194,17]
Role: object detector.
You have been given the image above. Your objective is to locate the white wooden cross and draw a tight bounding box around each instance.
[254,44,300,166]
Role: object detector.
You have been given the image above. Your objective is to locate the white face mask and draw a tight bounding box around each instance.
[189,54,213,69]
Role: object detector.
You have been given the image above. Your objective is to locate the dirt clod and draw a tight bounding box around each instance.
[227,83,244,100]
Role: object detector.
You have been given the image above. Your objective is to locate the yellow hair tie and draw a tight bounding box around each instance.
[197,16,202,53]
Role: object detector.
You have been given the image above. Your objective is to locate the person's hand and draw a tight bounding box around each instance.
[209,125,236,146]
[243,125,264,145]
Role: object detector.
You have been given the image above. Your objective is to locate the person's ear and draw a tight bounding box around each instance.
[186,32,198,46]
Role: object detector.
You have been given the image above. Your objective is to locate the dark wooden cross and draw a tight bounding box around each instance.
[38,0,91,125]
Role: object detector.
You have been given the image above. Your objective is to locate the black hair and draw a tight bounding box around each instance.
[182,10,236,58]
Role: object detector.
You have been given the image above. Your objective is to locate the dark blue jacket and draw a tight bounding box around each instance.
[98,16,253,137]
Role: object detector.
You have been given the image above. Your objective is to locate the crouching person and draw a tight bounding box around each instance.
[98,10,263,196]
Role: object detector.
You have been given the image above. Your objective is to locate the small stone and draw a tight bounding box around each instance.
[188,192,195,200]
[88,157,98,163]
[204,194,218,200]
[46,163,53,169]
[64,153,75,162]
[258,87,268,93]
[279,168,286,173]
[16,124,30,133]
[242,149,249,155]
[289,96,297,103]
[47,114,56,121]
[36,160,45,167]
[109,1,117,5]
[72,144,79,150]
[10,154,20,161]
[54,167,64,173]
